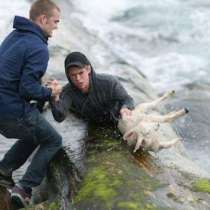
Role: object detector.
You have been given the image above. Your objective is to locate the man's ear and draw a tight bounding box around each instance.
[35,14,48,27]
[123,130,137,141]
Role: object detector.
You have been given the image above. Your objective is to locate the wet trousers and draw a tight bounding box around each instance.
[0,109,62,189]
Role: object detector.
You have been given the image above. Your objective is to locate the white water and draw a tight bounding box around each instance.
[1,0,210,91]
[70,0,210,91]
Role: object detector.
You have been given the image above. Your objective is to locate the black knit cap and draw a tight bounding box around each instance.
[64,52,91,71]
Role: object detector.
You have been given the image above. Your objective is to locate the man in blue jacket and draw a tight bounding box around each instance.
[0,0,62,207]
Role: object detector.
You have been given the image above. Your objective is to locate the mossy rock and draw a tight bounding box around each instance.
[19,201,59,210]
[20,125,180,210]
[192,179,210,194]
[73,125,170,210]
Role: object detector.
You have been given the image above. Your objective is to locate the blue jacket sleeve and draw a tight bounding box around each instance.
[19,46,52,101]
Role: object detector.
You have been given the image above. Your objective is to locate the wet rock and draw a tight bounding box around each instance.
[33,149,80,210]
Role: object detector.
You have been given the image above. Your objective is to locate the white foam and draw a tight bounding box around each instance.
[140,53,209,90]
[73,0,137,21]
[72,0,210,91]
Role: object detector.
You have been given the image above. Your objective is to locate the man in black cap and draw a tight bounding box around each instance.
[50,51,134,125]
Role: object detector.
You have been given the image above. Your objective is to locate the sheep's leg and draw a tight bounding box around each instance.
[159,138,180,150]
[145,108,188,123]
[133,137,144,153]
[135,90,175,113]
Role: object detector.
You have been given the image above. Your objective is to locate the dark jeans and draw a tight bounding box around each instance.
[0,109,62,189]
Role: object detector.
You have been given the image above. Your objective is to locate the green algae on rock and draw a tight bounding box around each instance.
[192,179,210,194]
[73,125,165,210]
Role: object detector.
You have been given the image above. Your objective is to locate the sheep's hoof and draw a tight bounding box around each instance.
[169,90,175,96]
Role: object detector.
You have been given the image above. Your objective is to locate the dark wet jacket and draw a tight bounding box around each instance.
[0,16,52,120]
[51,68,134,124]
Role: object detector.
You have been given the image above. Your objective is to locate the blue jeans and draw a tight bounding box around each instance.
[0,109,62,189]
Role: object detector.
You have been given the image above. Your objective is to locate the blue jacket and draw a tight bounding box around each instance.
[0,16,52,120]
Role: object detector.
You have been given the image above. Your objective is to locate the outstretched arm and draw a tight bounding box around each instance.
[112,77,134,117]
[50,88,72,122]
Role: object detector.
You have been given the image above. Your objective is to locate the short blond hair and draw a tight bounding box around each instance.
[29,0,60,21]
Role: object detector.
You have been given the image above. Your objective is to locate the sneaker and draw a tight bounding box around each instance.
[11,185,31,208]
[0,167,14,188]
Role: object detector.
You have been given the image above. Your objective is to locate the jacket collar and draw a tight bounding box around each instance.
[13,16,48,44]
